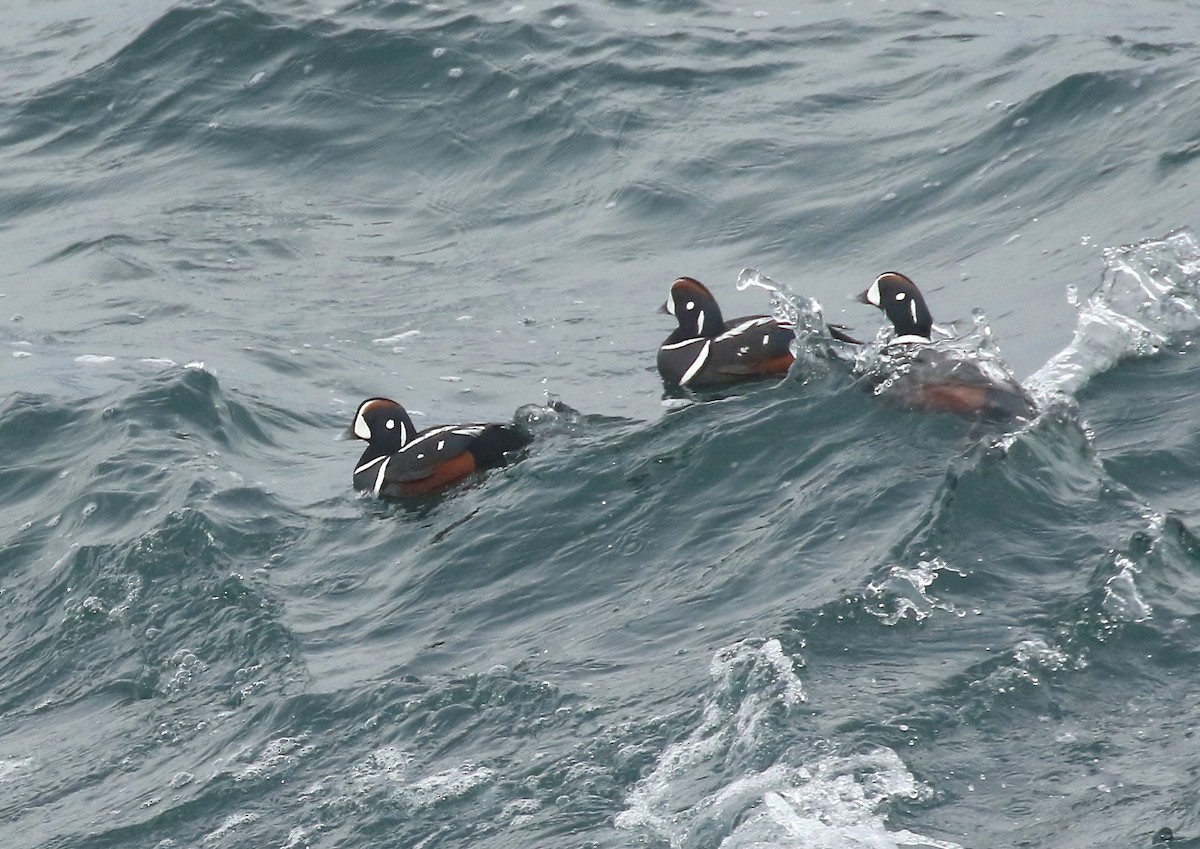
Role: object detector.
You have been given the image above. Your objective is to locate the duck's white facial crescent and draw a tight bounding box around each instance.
[354,410,372,440]
[865,278,882,306]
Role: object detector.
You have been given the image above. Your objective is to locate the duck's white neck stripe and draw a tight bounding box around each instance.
[680,340,711,386]
[373,457,390,496]
[355,455,388,475]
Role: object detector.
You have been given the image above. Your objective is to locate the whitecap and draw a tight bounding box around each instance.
[202,812,259,842]
[401,764,494,809]
[234,735,313,781]
[617,638,956,849]
[349,746,493,809]
[1027,228,1200,400]
[372,330,420,345]
[0,756,33,783]
[1102,555,1153,623]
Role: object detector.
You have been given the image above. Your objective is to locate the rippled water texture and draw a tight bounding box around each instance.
[3,2,1200,848]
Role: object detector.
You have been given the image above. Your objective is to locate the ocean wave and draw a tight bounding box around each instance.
[617,637,957,849]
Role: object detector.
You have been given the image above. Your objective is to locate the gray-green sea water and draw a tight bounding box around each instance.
[3,1,1200,847]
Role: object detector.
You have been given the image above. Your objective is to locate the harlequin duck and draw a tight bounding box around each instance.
[348,397,531,497]
[658,276,858,389]
[856,271,1037,420]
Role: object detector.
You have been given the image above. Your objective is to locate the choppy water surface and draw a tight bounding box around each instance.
[3,2,1200,848]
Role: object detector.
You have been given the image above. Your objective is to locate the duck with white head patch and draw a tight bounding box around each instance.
[348,397,531,497]
[859,271,934,342]
[658,276,858,390]
[856,272,1037,421]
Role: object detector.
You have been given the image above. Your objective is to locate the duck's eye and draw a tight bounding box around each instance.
[386,419,395,429]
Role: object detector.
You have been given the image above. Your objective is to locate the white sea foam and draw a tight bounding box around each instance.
[202,811,259,842]
[0,756,34,782]
[234,735,314,781]
[401,764,494,808]
[617,638,958,849]
[350,745,414,790]
[349,746,494,810]
[372,330,420,345]
[1102,555,1153,623]
[1027,228,1200,401]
